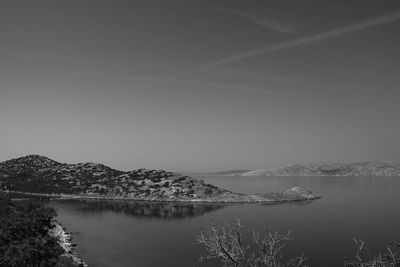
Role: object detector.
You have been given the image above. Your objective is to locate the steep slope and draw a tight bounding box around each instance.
[242,162,400,176]
[0,155,319,203]
[0,155,123,194]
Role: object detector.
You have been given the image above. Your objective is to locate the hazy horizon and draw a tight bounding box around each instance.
[1,0,400,172]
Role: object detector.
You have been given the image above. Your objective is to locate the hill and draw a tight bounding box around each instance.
[0,155,319,203]
[242,162,400,176]
[194,170,251,176]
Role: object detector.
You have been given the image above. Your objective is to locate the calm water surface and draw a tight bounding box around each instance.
[49,176,400,267]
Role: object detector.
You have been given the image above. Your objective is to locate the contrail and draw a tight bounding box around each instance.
[216,7,294,34]
[85,10,400,97]
[205,9,400,68]
[70,9,400,97]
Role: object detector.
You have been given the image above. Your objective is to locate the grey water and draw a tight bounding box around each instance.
[48,176,400,267]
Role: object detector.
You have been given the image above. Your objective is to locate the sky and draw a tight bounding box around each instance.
[1,0,400,172]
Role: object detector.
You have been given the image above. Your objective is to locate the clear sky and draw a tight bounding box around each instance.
[1,0,400,172]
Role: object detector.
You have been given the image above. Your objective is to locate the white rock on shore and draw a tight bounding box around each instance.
[48,222,87,266]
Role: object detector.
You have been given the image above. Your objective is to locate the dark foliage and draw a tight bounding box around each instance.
[0,195,65,267]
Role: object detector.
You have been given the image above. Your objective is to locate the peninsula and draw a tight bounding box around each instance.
[0,155,318,203]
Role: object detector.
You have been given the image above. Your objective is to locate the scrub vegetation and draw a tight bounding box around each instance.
[197,220,400,267]
[0,194,81,267]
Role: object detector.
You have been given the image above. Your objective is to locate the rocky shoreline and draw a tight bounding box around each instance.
[48,222,87,267]
[2,187,320,203]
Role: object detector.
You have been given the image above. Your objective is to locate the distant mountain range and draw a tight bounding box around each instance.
[241,162,400,176]
[0,155,319,202]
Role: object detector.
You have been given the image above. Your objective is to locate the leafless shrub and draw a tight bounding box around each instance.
[196,219,307,267]
[343,239,400,267]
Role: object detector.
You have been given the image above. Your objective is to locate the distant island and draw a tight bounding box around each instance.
[0,155,319,203]
[194,170,251,176]
[241,162,400,176]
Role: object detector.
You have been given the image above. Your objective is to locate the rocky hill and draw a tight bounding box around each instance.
[242,162,400,177]
[0,155,319,203]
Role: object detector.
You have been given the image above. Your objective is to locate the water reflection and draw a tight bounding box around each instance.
[1,191,51,201]
[52,199,228,220]
[48,177,400,267]
[257,199,316,207]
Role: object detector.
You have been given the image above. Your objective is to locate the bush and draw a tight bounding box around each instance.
[343,239,400,267]
[196,219,306,267]
[197,220,400,267]
[0,196,65,266]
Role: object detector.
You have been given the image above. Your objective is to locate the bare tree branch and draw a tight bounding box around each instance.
[196,219,307,267]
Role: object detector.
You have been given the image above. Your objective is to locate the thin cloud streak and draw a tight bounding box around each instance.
[164,9,400,81]
[216,7,294,34]
[7,54,300,89]
[174,79,295,96]
[196,70,304,84]
[79,72,295,96]
[206,9,400,68]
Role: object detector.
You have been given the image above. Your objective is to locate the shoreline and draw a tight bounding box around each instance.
[1,189,320,204]
[48,221,87,267]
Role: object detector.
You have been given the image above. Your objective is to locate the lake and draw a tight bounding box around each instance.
[48,176,400,267]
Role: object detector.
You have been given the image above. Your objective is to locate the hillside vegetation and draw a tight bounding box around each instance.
[0,155,318,203]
